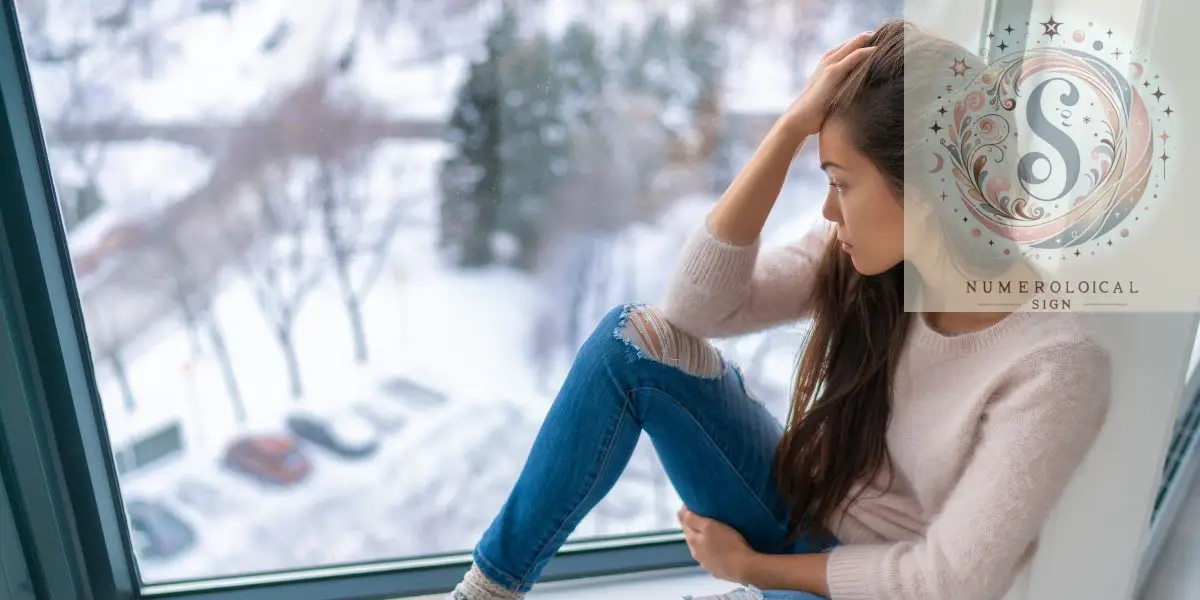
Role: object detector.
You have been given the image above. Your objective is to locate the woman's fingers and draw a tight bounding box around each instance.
[820,31,874,67]
[678,506,702,532]
[831,45,878,75]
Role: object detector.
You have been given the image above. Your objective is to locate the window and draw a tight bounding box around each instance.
[2,0,1082,599]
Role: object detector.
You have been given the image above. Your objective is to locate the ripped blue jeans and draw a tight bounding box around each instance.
[472,304,837,599]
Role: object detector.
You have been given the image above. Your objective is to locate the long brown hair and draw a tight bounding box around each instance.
[773,19,916,545]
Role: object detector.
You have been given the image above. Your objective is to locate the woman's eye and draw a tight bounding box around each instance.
[828,182,845,192]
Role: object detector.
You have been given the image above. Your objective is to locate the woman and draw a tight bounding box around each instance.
[448,19,1111,600]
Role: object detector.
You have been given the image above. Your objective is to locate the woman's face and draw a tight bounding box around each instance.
[818,117,905,276]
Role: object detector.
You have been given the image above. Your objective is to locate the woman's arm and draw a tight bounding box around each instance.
[659,32,876,340]
[707,122,809,245]
[738,551,831,597]
[734,339,1112,600]
[659,123,829,339]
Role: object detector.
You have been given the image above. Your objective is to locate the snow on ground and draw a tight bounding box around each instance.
[26,0,850,584]
[124,0,356,120]
[55,140,214,252]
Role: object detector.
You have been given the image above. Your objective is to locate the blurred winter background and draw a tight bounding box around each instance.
[14,0,901,585]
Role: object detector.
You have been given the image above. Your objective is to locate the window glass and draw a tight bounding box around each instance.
[15,0,899,584]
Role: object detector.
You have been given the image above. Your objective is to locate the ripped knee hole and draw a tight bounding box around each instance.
[617,307,724,378]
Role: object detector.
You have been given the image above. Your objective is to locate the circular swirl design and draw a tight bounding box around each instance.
[936,44,1159,250]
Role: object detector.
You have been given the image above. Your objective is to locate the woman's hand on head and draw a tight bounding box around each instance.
[781,31,877,139]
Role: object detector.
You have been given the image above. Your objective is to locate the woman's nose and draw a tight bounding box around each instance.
[821,190,842,223]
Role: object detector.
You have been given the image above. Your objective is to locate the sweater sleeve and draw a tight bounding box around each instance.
[825,338,1113,600]
[660,217,831,339]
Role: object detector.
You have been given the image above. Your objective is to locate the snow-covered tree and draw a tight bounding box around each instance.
[313,149,418,365]
[235,158,324,400]
[555,22,607,125]
[439,4,570,270]
[159,230,246,423]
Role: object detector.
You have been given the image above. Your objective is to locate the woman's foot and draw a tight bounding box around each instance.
[447,562,525,600]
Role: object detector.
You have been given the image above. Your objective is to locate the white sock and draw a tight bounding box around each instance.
[449,562,525,600]
[683,586,764,599]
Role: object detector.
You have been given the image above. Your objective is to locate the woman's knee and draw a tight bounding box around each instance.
[613,305,724,378]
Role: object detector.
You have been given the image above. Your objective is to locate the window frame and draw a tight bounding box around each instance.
[28,1,1194,599]
[0,465,36,600]
[1138,367,1200,595]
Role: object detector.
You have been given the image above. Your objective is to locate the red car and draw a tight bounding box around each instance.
[223,435,311,486]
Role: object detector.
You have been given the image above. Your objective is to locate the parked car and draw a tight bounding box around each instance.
[173,478,236,517]
[286,409,379,459]
[125,499,196,561]
[378,376,448,409]
[223,435,311,486]
[351,400,407,434]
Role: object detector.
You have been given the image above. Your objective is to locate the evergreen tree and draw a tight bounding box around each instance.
[626,13,676,101]
[495,34,570,269]
[678,7,724,109]
[554,22,607,124]
[438,5,570,270]
[439,54,504,267]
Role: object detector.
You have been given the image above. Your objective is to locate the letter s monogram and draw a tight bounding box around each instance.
[1017,77,1082,202]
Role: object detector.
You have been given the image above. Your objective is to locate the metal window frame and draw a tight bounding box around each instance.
[1137,370,1200,596]
[0,461,36,600]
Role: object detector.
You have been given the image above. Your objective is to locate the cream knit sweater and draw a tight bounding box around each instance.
[661,220,1113,600]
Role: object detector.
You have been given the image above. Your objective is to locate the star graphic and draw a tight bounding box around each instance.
[1165,106,1174,117]
[1112,48,1123,59]
[1005,25,1015,34]
[1041,16,1063,39]
[1152,86,1165,100]
[938,106,947,116]
[930,121,943,134]
[940,191,948,201]
[1083,116,1091,124]
[1074,249,1081,257]
[950,58,970,77]
[1107,28,1114,37]
[989,240,994,246]
[997,40,1009,51]
[988,32,995,38]
[1144,80,1151,88]
[1160,130,1170,142]
[945,84,953,92]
